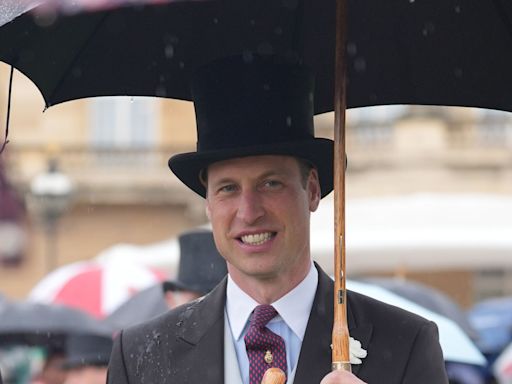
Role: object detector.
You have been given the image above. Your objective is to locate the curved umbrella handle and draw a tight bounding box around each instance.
[261,368,286,384]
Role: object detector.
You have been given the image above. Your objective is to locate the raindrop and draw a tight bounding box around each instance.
[130,97,135,104]
[454,5,461,13]
[347,43,357,56]
[274,27,283,36]
[165,45,174,59]
[454,68,463,78]
[422,22,435,36]
[409,0,415,3]
[354,57,366,73]
[286,116,292,127]
[263,83,270,91]
[250,19,256,26]
[213,17,219,24]
[308,92,314,103]
[179,61,185,69]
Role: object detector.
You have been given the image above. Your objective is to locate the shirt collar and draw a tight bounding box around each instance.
[226,262,318,342]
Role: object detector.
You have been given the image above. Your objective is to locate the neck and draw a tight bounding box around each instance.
[228,261,312,304]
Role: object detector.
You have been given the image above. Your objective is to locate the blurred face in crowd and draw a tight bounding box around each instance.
[63,366,107,384]
[205,155,320,302]
[164,289,202,309]
[31,354,67,384]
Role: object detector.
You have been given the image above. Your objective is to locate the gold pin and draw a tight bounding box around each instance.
[264,350,273,364]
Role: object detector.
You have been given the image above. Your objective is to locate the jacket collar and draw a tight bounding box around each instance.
[174,265,373,383]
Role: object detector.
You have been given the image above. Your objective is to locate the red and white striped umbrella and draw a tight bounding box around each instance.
[28,259,166,318]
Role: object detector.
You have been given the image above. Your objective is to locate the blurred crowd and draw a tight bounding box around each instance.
[1,229,512,384]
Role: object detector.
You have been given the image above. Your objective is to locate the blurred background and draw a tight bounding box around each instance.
[1,56,512,383]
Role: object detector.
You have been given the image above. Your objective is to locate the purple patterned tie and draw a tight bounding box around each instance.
[244,305,287,384]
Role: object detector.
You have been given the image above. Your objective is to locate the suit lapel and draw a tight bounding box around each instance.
[173,278,228,384]
[169,268,374,383]
[293,266,373,383]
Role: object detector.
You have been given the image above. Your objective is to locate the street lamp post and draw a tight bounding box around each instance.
[29,158,73,272]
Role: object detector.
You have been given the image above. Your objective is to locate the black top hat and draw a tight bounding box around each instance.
[163,230,227,295]
[168,54,334,198]
[62,334,113,369]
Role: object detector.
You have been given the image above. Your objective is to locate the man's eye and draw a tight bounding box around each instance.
[263,180,282,189]
[219,184,237,193]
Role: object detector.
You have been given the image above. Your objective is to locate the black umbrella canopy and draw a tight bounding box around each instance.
[0,298,113,347]
[1,0,512,113]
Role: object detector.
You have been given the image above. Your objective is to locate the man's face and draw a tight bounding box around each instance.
[205,155,320,288]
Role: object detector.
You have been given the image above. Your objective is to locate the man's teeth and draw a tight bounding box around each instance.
[241,232,273,245]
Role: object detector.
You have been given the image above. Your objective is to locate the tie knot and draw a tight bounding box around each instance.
[250,305,278,329]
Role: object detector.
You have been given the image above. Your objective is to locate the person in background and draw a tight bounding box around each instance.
[163,228,229,308]
[31,346,66,384]
[61,334,112,384]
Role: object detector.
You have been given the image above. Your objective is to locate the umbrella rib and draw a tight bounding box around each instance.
[46,12,109,107]
[0,66,13,154]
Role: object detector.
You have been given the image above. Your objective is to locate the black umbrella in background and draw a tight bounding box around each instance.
[0,298,113,347]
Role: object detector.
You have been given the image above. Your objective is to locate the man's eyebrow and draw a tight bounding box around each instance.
[209,167,291,186]
[258,170,288,179]
[208,176,237,189]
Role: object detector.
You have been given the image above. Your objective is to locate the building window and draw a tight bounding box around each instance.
[474,269,512,302]
[474,109,512,147]
[347,105,406,147]
[90,97,157,149]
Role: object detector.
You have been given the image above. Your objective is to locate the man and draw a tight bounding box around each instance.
[163,229,228,309]
[31,346,67,384]
[108,55,448,383]
[61,333,112,384]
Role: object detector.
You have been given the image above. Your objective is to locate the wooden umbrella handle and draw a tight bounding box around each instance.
[261,368,287,384]
[332,0,351,372]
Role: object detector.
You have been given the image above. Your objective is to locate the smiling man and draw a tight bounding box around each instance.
[107,55,448,384]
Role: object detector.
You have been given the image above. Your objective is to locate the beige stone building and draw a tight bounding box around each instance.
[1,63,511,309]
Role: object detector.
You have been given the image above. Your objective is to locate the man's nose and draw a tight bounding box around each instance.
[236,189,265,224]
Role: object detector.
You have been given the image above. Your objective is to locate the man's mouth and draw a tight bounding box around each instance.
[239,232,275,246]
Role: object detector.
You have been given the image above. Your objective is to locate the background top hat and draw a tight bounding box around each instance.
[168,54,334,198]
[163,229,227,295]
[62,333,113,369]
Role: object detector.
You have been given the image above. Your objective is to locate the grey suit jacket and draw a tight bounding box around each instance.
[107,266,448,383]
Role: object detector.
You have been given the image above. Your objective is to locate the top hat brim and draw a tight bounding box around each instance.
[169,138,334,198]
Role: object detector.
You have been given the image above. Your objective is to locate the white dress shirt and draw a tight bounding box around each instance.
[225,262,318,384]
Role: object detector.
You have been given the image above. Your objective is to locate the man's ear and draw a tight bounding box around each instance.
[308,168,321,212]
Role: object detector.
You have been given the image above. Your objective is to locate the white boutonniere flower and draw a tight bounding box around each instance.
[349,337,367,365]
